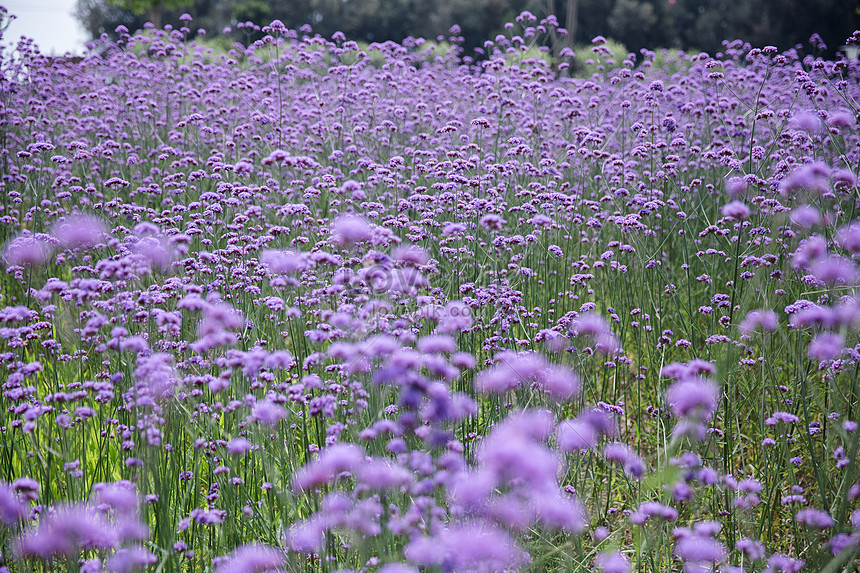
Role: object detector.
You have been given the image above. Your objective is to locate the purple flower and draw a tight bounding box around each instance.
[478,410,559,489]
[0,483,27,524]
[765,411,799,425]
[266,19,287,33]
[792,111,822,132]
[579,408,619,437]
[828,110,854,128]
[15,505,117,559]
[739,309,779,336]
[674,534,726,564]
[807,332,844,361]
[827,532,860,555]
[292,444,365,491]
[725,176,747,196]
[603,443,646,479]
[833,168,857,189]
[214,544,286,573]
[260,249,314,275]
[790,205,822,228]
[355,459,412,490]
[720,200,751,221]
[442,222,467,236]
[631,501,678,523]
[287,515,327,552]
[475,351,547,394]
[595,550,630,573]
[795,508,834,528]
[2,234,52,267]
[537,364,580,401]
[92,481,139,514]
[435,301,473,335]
[666,378,720,420]
[226,437,253,455]
[106,546,157,572]
[765,553,805,573]
[531,490,587,532]
[811,255,859,285]
[133,236,174,271]
[557,418,598,452]
[331,214,372,245]
[51,214,107,249]
[379,564,419,573]
[392,244,429,266]
[12,477,41,501]
[417,334,457,354]
[788,302,834,328]
[570,312,621,355]
[449,469,495,510]
[405,523,527,572]
[735,538,765,560]
[249,399,288,426]
[479,214,506,230]
[837,223,860,255]
[451,351,477,369]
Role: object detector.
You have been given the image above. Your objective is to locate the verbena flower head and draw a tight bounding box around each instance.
[666,378,720,421]
[556,418,598,452]
[807,332,844,361]
[765,553,805,572]
[226,437,253,455]
[595,550,630,573]
[791,111,822,132]
[795,508,834,528]
[249,399,288,426]
[286,515,327,553]
[214,543,286,573]
[405,522,528,572]
[332,214,373,245]
[15,505,116,559]
[92,481,139,514]
[378,564,419,573]
[51,214,107,249]
[603,443,646,479]
[779,161,831,195]
[475,350,547,394]
[260,249,314,275]
[0,482,27,525]
[292,443,365,491]
[739,309,779,336]
[790,205,822,228]
[478,410,559,490]
[355,458,412,490]
[720,200,751,221]
[569,312,621,355]
[2,234,52,267]
[392,244,429,266]
[674,534,726,565]
[105,546,157,572]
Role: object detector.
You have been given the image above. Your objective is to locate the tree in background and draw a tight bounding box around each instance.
[664,0,858,56]
[75,0,147,39]
[72,0,860,59]
[607,0,657,51]
[107,0,195,30]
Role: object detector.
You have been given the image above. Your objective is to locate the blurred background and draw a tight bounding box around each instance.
[1,0,859,60]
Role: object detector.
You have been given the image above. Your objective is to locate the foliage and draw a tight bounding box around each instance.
[72,0,860,61]
[571,37,630,77]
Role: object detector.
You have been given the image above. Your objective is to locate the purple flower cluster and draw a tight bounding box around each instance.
[0,11,859,573]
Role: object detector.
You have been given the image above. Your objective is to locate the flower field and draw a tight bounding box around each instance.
[1,10,860,572]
